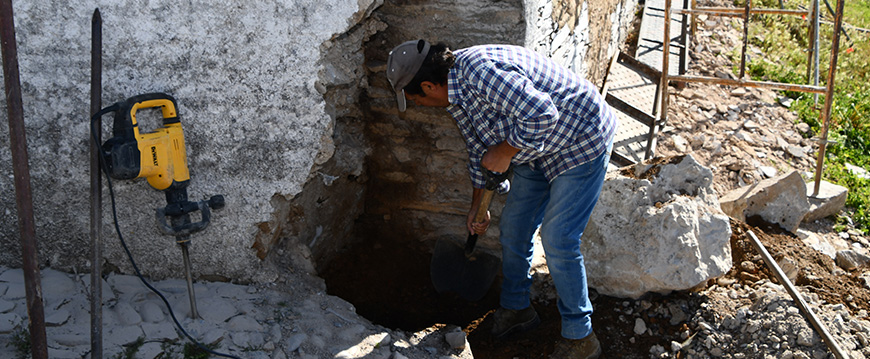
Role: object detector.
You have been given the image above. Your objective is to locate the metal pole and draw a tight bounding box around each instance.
[180,242,199,319]
[746,231,849,359]
[805,1,816,86]
[89,8,103,359]
[812,0,845,197]
[680,0,691,74]
[813,0,821,104]
[668,74,827,93]
[0,1,48,358]
[823,0,851,42]
[676,7,813,16]
[647,0,672,160]
[739,0,750,79]
[690,0,697,38]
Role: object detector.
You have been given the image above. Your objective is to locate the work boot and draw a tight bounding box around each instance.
[491,306,541,339]
[549,331,601,359]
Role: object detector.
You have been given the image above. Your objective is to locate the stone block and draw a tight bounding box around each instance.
[719,170,809,233]
[804,180,848,222]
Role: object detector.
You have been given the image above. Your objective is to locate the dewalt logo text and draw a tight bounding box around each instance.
[151,146,159,166]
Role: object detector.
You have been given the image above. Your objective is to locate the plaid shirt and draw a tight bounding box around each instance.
[446,45,618,188]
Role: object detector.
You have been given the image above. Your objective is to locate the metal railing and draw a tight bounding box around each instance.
[659,0,845,197]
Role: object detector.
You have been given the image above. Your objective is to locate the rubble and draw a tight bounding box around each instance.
[0,267,471,359]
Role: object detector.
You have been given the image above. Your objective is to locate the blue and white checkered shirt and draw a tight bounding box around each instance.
[446,45,618,189]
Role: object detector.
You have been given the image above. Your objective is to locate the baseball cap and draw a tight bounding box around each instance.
[387,40,430,112]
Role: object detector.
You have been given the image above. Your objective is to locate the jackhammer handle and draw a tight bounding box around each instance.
[122,92,179,126]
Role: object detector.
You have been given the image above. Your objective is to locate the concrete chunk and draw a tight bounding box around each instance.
[719,170,809,233]
[804,180,848,222]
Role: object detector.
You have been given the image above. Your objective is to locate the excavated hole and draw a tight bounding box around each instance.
[319,233,500,333]
[317,231,672,358]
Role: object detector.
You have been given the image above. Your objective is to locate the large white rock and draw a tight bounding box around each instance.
[583,155,732,299]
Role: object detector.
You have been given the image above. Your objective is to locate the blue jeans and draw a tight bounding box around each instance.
[498,144,611,340]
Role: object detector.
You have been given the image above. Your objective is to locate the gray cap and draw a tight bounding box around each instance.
[387,40,430,112]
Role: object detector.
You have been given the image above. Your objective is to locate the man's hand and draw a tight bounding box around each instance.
[481,141,519,173]
[467,187,492,235]
[467,207,491,235]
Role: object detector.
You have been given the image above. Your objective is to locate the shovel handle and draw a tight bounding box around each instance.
[466,189,494,256]
[474,189,494,223]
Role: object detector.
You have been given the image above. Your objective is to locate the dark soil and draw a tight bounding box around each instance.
[320,214,870,358]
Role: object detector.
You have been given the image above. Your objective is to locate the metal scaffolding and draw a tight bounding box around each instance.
[659,0,846,197]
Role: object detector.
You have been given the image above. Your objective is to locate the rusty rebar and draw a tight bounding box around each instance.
[0,1,48,358]
[805,0,816,85]
[668,74,827,93]
[813,0,821,104]
[739,0,750,79]
[650,0,673,160]
[746,231,849,359]
[812,0,845,197]
[89,8,103,359]
[674,7,809,17]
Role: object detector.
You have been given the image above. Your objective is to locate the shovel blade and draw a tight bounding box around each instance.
[430,236,500,301]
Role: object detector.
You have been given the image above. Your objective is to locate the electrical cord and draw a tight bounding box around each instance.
[90,108,241,359]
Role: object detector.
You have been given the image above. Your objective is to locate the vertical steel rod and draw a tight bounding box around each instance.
[680,0,691,74]
[0,1,48,358]
[813,0,820,104]
[746,231,849,359]
[180,242,199,319]
[812,0,845,197]
[690,0,698,38]
[89,8,103,359]
[805,1,816,86]
[648,0,672,160]
[739,0,750,79]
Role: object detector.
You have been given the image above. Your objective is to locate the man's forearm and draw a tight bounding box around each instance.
[482,140,519,173]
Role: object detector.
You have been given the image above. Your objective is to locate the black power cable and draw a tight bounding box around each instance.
[91,108,242,359]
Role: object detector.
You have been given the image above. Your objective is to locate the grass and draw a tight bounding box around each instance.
[8,328,30,359]
[182,342,215,359]
[729,0,870,233]
[113,337,146,359]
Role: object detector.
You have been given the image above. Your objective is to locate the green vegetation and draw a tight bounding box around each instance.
[182,342,214,359]
[113,337,146,359]
[8,328,31,359]
[729,0,870,233]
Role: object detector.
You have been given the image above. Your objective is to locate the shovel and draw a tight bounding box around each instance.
[430,170,510,301]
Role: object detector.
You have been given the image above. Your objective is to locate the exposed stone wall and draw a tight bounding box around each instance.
[359,0,525,254]
[526,0,639,84]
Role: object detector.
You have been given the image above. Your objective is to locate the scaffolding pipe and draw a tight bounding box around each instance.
[675,7,809,16]
[0,1,48,358]
[813,0,821,104]
[746,231,849,359]
[650,0,673,160]
[739,0,751,79]
[812,0,844,197]
[668,74,827,93]
[806,0,817,87]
